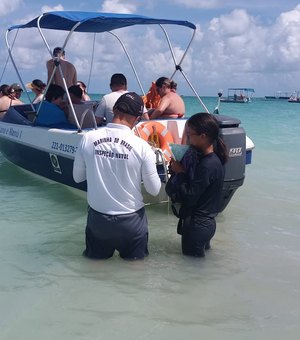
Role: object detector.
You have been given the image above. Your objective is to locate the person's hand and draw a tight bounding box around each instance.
[169,158,185,174]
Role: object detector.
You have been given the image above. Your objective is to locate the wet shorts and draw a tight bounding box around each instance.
[84,207,149,260]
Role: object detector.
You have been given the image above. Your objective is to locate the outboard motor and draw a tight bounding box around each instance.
[213,114,246,212]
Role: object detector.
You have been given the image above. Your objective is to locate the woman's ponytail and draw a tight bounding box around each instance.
[214,136,228,165]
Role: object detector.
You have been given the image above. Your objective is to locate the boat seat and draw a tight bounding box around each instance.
[2,106,33,125]
[67,103,97,129]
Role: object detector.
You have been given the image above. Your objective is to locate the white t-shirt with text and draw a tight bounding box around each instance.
[73,123,161,215]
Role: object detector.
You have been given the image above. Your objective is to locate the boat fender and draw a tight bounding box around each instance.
[136,121,174,161]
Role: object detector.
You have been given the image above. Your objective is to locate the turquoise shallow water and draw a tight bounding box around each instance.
[1,97,300,339]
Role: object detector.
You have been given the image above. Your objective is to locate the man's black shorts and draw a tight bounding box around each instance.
[84,207,149,260]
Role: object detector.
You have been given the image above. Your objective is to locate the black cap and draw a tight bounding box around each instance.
[114,92,144,117]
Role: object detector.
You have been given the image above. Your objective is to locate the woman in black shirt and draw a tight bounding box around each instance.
[166,112,227,257]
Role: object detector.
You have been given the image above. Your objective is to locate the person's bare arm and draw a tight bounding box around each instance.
[46,60,52,84]
[73,65,77,85]
[149,96,170,119]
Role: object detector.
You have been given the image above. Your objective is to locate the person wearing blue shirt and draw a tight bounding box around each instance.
[35,84,70,128]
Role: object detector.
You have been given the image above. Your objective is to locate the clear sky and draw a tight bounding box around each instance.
[1,0,300,97]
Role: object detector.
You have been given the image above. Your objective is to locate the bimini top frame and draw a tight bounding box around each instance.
[5,11,208,131]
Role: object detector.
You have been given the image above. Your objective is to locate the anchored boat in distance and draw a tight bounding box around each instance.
[220,88,255,103]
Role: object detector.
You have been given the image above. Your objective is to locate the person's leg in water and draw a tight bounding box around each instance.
[181,218,216,257]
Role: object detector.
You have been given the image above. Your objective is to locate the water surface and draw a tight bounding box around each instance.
[1,97,300,339]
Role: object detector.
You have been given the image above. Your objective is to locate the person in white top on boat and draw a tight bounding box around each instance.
[95,73,128,125]
[149,77,185,119]
[46,47,77,89]
[73,92,161,260]
[26,79,46,104]
[95,73,149,125]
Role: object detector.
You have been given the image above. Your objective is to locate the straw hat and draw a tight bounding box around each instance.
[26,79,46,91]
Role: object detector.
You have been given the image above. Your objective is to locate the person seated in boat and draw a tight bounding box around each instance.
[67,85,95,128]
[35,84,70,128]
[77,81,91,101]
[149,77,185,120]
[26,79,46,104]
[47,47,77,89]
[0,84,23,119]
[9,83,24,103]
[95,73,128,125]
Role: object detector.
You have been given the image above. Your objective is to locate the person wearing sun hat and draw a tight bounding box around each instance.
[26,79,46,104]
[73,92,161,260]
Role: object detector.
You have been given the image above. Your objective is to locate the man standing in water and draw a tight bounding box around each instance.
[73,92,161,260]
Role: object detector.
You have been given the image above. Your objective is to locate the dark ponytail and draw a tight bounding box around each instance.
[214,136,228,165]
[187,112,228,165]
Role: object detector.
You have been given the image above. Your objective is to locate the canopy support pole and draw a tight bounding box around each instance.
[108,31,146,96]
[159,25,209,113]
[36,15,83,131]
[87,33,96,91]
[5,29,35,112]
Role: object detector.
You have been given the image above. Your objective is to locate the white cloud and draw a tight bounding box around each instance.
[4,3,300,95]
[0,0,22,17]
[209,9,252,36]
[186,5,300,94]
[171,0,221,9]
[41,4,64,13]
[100,0,137,14]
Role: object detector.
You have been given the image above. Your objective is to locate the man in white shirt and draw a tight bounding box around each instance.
[95,73,128,125]
[73,92,161,260]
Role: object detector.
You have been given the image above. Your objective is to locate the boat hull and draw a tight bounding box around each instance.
[0,109,254,212]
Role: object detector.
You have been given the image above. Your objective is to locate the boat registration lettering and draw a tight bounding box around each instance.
[51,141,77,154]
[0,126,23,139]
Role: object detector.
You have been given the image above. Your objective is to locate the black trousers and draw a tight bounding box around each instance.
[180,216,216,257]
[85,207,149,260]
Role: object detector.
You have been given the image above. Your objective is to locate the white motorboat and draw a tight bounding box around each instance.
[0,11,255,212]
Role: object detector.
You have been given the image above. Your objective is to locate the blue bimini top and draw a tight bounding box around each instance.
[8,11,196,33]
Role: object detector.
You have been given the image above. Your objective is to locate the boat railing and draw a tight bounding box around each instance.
[79,108,98,131]
[154,148,168,183]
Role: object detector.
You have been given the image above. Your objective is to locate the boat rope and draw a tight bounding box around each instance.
[87,33,96,91]
[0,29,19,83]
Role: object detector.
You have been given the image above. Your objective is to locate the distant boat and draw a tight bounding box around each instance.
[220,88,255,103]
[288,91,300,103]
[265,91,291,100]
